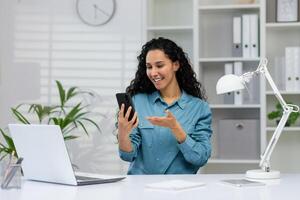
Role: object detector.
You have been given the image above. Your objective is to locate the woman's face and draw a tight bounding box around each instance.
[146,49,179,91]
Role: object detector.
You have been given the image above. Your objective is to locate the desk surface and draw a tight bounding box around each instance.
[1,174,300,200]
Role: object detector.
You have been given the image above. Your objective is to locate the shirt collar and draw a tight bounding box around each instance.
[149,90,189,110]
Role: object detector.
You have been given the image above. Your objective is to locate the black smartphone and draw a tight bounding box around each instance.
[116,93,135,121]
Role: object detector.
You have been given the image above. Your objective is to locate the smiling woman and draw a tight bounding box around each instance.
[117,37,212,175]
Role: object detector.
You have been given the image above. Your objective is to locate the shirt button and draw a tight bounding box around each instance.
[156,158,160,161]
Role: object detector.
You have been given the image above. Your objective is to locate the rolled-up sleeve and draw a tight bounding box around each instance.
[177,103,212,167]
[119,127,141,162]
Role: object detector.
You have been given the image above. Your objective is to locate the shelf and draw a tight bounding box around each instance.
[199,57,260,62]
[198,4,260,11]
[210,104,261,109]
[266,22,300,29]
[147,26,193,31]
[266,91,300,95]
[267,127,300,132]
[208,159,260,164]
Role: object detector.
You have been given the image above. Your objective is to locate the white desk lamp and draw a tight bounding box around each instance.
[216,58,299,179]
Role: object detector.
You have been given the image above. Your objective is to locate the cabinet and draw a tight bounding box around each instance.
[144,0,300,173]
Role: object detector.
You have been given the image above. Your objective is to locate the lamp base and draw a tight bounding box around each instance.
[245,169,280,180]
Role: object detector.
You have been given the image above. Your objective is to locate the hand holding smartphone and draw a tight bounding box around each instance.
[116,93,135,121]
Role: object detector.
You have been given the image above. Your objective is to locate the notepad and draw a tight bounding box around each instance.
[146,179,205,191]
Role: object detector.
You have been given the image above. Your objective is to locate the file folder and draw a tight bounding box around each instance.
[285,47,299,91]
[294,47,300,91]
[234,62,243,105]
[232,16,242,57]
[250,14,258,58]
[242,15,250,58]
[224,63,234,104]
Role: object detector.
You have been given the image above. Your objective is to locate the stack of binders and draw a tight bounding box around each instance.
[232,14,259,58]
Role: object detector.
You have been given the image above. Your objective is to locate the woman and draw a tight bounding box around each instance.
[117,37,212,174]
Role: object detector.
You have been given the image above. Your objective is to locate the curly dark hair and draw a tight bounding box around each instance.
[126,37,207,100]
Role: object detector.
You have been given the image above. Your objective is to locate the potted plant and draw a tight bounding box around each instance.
[267,102,300,126]
[0,80,102,160]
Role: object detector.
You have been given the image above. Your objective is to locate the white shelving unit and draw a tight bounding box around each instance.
[145,0,300,173]
[266,127,300,132]
[199,57,260,62]
[198,4,260,10]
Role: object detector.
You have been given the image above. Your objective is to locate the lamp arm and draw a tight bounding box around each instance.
[258,58,293,172]
[262,63,289,109]
[259,109,291,172]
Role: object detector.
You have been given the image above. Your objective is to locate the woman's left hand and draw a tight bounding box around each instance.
[146,110,178,129]
[147,110,186,143]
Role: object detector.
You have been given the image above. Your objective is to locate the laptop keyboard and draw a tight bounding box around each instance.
[75,175,103,181]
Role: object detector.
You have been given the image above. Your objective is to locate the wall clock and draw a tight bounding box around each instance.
[76,0,116,26]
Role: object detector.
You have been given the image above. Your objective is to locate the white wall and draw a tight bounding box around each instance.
[0,0,143,174]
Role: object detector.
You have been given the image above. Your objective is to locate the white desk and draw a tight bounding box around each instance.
[1,174,300,200]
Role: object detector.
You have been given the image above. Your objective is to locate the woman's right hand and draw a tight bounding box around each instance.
[118,104,138,139]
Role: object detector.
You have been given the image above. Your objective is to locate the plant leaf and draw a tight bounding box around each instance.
[64,135,78,140]
[66,86,78,101]
[11,108,31,124]
[0,128,16,156]
[81,117,101,133]
[77,121,89,136]
[56,80,66,107]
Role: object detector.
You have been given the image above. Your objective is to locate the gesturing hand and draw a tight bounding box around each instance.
[118,104,138,138]
[147,110,186,143]
[146,110,178,129]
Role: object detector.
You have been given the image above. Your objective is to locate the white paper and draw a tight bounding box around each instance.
[146,179,205,191]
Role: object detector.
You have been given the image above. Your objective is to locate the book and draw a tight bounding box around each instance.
[146,179,205,191]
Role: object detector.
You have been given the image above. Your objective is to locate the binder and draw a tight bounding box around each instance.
[285,47,299,91]
[294,47,300,91]
[242,15,250,58]
[234,62,243,105]
[224,63,234,104]
[249,14,258,58]
[274,57,286,90]
[232,16,242,57]
[243,69,259,104]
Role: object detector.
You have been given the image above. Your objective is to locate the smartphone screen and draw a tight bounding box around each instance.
[116,93,135,121]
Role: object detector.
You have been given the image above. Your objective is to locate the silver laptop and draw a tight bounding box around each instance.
[8,124,125,186]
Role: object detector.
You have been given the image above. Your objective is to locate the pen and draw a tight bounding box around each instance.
[1,157,23,189]
[1,151,14,184]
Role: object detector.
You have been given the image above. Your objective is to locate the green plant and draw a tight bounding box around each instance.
[267,102,300,126]
[0,80,102,160]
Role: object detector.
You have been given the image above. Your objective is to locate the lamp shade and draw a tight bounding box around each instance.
[216,74,245,94]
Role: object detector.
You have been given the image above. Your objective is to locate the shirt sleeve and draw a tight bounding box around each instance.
[177,102,212,167]
[119,127,141,162]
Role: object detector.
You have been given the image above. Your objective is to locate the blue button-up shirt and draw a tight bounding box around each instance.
[119,90,212,174]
